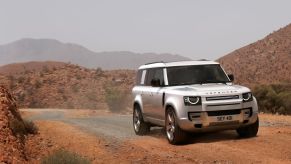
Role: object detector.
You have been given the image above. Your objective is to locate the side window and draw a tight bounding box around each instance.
[145,68,164,86]
[145,69,155,86]
[154,69,164,86]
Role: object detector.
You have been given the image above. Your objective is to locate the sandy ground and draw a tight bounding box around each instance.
[22,109,291,164]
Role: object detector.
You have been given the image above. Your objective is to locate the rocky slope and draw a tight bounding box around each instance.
[218,23,291,87]
[0,62,135,109]
[0,38,191,69]
[0,61,66,76]
[0,86,26,163]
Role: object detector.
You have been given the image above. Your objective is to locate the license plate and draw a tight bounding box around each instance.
[217,115,233,122]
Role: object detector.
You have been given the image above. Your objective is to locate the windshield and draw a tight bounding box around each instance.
[167,64,230,86]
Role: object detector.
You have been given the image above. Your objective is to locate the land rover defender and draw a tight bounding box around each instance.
[132,61,259,144]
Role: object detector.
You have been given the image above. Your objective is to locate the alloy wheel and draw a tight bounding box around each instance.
[166,111,175,141]
[133,108,141,132]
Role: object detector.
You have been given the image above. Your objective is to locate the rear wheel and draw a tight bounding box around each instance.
[236,117,259,138]
[133,105,150,135]
[165,107,188,145]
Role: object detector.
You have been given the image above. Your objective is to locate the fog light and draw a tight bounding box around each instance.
[243,109,251,118]
[189,112,201,121]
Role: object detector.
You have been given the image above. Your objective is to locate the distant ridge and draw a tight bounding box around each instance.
[0,38,191,70]
[218,23,291,86]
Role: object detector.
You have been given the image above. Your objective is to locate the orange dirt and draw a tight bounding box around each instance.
[27,120,170,164]
[130,126,291,163]
[25,112,291,164]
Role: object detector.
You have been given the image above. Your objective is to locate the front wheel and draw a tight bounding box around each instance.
[133,105,150,135]
[236,117,259,138]
[165,107,188,145]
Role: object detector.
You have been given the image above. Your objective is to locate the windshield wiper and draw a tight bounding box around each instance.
[198,80,229,84]
[170,82,193,86]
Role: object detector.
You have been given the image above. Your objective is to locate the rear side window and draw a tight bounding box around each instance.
[145,68,164,86]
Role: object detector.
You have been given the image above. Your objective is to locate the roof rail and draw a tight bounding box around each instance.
[144,61,165,65]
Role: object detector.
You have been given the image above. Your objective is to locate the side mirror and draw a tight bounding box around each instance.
[151,78,161,87]
[228,74,234,82]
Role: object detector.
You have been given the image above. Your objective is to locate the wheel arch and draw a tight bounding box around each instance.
[165,103,178,115]
[133,94,143,113]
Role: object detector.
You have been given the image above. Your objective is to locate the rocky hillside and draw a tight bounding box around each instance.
[0,38,191,69]
[0,62,135,109]
[218,23,291,87]
[0,61,66,76]
[0,86,26,163]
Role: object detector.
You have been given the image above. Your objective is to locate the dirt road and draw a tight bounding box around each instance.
[22,109,291,163]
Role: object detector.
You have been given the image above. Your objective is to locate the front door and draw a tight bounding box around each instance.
[144,68,165,121]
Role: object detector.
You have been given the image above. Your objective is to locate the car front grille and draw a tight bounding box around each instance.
[206,95,239,101]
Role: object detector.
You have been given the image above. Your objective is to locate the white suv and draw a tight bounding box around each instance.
[132,61,259,144]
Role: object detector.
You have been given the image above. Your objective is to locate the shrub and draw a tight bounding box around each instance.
[42,66,49,73]
[35,80,42,89]
[72,84,80,93]
[94,67,104,78]
[9,118,27,138]
[17,76,25,83]
[41,149,90,164]
[9,118,38,142]
[28,98,41,108]
[104,84,129,113]
[17,93,25,102]
[23,119,38,134]
[253,84,291,115]
[76,74,82,80]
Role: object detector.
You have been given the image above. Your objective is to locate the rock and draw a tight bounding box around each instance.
[0,86,26,163]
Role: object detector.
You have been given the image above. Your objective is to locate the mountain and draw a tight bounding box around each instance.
[0,38,191,70]
[218,23,291,87]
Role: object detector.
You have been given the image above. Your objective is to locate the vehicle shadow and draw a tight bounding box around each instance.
[147,127,250,145]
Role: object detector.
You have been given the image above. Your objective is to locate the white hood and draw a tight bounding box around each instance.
[167,83,250,96]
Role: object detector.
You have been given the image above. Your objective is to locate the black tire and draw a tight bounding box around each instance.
[236,117,259,138]
[165,107,188,145]
[133,105,150,135]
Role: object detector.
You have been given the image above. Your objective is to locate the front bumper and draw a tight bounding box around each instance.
[176,97,259,132]
[178,109,258,132]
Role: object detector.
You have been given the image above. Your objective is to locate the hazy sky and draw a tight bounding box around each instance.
[1,0,290,60]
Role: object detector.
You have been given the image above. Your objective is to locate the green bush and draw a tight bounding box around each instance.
[104,84,129,113]
[9,119,38,137]
[23,119,38,134]
[9,118,27,137]
[94,67,104,79]
[253,84,291,115]
[41,149,90,164]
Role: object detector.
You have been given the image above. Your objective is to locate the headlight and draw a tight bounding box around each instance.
[184,96,201,106]
[242,92,253,102]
